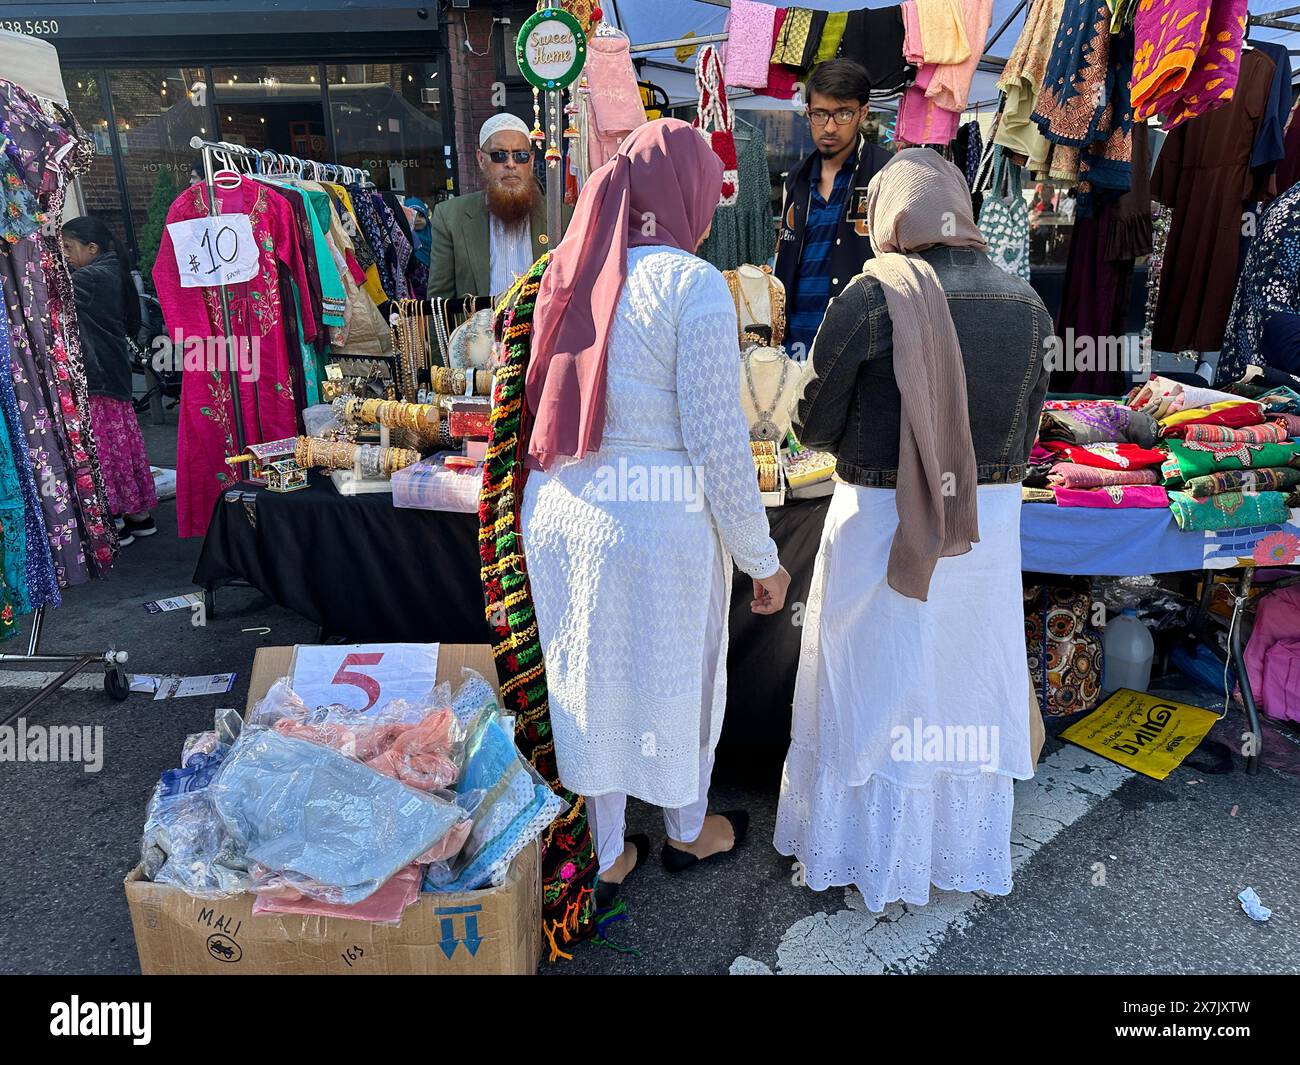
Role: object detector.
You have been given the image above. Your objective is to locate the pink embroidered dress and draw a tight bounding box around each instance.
[153,178,316,538]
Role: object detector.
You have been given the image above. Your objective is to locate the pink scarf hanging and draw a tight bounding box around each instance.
[694,44,739,206]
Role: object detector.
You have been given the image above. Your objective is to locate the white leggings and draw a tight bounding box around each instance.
[587,748,716,873]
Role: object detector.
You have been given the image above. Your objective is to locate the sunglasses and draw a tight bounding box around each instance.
[486,150,532,164]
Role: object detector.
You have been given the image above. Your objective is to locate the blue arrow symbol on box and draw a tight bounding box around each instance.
[438,917,460,959]
[463,914,482,956]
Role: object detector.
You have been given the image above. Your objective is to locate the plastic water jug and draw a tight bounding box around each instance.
[1103,608,1154,694]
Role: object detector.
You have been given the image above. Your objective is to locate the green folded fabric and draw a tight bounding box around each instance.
[1168,490,1291,531]
[1161,439,1300,489]
[1181,467,1300,499]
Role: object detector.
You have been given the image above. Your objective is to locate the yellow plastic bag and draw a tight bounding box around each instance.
[1060,688,1220,780]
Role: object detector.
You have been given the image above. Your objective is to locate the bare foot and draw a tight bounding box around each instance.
[599,840,639,885]
[665,813,735,860]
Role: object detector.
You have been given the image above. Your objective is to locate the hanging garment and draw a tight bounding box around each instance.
[815,11,849,64]
[1030,0,1113,148]
[0,82,115,586]
[1051,202,1134,396]
[1074,28,1137,210]
[765,9,801,101]
[901,1,924,64]
[693,46,739,207]
[913,0,972,65]
[153,178,317,538]
[1221,182,1300,383]
[0,282,55,614]
[897,65,960,147]
[926,0,993,114]
[1250,42,1292,173]
[585,35,647,173]
[1272,98,1300,195]
[724,0,778,90]
[1135,0,1249,129]
[996,0,1067,170]
[696,119,776,272]
[839,7,916,98]
[1150,47,1276,354]
[770,7,820,69]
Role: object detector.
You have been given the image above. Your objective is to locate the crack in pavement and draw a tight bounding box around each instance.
[729,744,1134,975]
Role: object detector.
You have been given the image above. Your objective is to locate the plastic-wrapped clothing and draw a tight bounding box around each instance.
[423,712,565,893]
[210,727,466,905]
[141,789,253,896]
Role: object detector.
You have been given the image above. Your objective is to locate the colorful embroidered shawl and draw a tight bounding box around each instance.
[1182,467,1300,498]
[1048,464,1162,488]
[1161,439,1300,487]
[1168,488,1292,530]
[1040,440,1168,469]
[1040,405,1160,447]
[479,254,599,960]
[1031,0,1113,147]
[1182,419,1290,444]
[1135,0,1249,129]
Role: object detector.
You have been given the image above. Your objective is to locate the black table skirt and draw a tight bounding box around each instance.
[195,474,829,781]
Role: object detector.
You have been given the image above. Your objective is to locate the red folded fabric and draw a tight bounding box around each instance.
[1160,403,1266,436]
[766,9,801,99]
[1040,440,1168,470]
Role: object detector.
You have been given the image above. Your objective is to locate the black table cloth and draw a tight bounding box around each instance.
[194,473,829,780]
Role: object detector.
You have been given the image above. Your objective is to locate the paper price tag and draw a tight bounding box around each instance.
[291,643,441,713]
[167,214,259,288]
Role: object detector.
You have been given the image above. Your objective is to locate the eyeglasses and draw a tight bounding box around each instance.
[806,108,861,126]
[486,149,532,164]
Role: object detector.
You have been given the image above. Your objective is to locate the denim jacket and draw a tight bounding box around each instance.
[792,245,1051,487]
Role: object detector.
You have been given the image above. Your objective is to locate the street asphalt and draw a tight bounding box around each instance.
[1,416,1297,975]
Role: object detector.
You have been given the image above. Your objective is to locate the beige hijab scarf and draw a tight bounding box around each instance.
[860,147,986,601]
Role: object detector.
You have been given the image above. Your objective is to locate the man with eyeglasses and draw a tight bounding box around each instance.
[427,113,564,301]
[774,58,892,360]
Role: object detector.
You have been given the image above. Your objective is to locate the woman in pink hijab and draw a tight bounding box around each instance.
[521,119,791,907]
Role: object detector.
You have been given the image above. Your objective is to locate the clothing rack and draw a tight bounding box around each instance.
[188,135,373,453]
[0,54,130,714]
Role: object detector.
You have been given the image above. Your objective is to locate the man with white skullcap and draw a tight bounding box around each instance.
[427,113,565,300]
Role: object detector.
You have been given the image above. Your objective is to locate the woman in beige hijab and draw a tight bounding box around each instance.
[775,148,1051,911]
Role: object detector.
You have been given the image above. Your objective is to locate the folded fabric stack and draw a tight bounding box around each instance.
[1035,400,1170,508]
[1162,439,1300,530]
[1130,374,1300,529]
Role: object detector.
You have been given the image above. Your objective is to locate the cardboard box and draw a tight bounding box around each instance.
[125,644,541,975]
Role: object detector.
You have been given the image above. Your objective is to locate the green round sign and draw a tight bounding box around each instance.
[515,8,587,92]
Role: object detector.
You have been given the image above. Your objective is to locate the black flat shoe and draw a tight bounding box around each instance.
[660,810,749,874]
[594,832,650,910]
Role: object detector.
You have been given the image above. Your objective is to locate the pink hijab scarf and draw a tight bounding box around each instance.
[525,118,722,470]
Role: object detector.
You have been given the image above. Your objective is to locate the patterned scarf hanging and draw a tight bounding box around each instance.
[693,45,738,206]
[479,254,600,961]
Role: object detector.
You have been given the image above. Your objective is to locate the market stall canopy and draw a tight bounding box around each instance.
[614,0,1300,113]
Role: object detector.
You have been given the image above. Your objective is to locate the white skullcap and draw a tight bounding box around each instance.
[479,113,532,148]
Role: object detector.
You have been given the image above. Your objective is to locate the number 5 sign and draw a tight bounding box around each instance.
[290,644,441,713]
[167,214,260,288]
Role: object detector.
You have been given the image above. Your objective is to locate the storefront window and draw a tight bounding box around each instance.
[211,65,328,160]
[100,67,209,287]
[326,63,450,204]
[63,72,130,253]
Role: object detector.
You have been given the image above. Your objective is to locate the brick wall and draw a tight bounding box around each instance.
[448,7,497,196]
